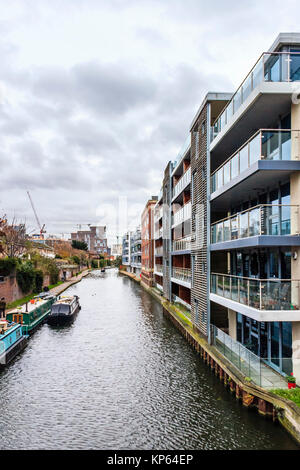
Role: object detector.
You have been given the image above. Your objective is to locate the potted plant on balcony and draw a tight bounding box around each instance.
[286,373,296,389]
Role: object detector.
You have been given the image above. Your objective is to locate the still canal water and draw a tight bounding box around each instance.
[0,269,298,450]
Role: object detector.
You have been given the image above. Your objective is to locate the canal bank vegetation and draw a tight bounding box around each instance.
[273,388,300,408]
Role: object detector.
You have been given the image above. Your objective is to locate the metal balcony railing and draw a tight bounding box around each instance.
[154,206,163,221]
[172,236,191,252]
[172,267,191,284]
[172,166,191,200]
[155,227,163,239]
[211,204,299,243]
[211,51,300,141]
[211,129,300,193]
[155,246,163,256]
[172,202,191,227]
[211,273,300,311]
[155,264,163,273]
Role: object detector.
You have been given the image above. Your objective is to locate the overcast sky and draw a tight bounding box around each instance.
[1,0,299,244]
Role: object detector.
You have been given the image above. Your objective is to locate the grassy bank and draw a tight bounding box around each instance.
[7,281,63,310]
[273,388,300,407]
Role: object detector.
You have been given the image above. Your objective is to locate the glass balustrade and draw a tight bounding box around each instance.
[211,129,298,194]
[211,204,299,243]
[172,267,191,283]
[172,202,191,227]
[172,236,191,252]
[211,273,300,310]
[155,264,163,273]
[211,52,300,142]
[172,167,191,199]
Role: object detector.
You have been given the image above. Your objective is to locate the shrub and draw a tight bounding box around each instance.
[16,262,36,293]
[71,240,88,251]
[0,257,18,276]
[72,255,80,265]
[34,269,44,292]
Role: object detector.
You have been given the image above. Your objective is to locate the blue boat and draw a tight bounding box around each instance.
[0,320,27,368]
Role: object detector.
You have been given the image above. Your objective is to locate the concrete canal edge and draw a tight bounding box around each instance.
[119,269,300,445]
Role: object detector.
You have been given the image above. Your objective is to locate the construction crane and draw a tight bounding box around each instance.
[26,191,46,238]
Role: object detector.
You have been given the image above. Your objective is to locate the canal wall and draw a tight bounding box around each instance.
[120,272,300,445]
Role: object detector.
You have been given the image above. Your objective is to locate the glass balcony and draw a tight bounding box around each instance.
[211,129,299,194]
[172,202,191,227]
[211,325,289,388]
[155,264,163,274]
[172,267,191,284]
[172,166,191,200]
[211,204,299,243]
[211,51,300,141]
[154,206,163,221]
[155,246,163,256]
[154,227,163,239]
[211,273,300,311]
[172,236,191,252]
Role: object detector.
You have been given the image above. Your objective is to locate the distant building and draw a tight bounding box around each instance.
[141,196,157,287]
[71,225,109,256]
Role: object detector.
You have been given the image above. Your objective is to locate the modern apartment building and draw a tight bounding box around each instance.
[121,227,142,275]
[141,197,158,287]
[71,225,108,256]
[122,232,131,269]
[151,33,300,385]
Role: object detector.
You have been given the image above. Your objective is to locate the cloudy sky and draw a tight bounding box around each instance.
[1,0,299,244]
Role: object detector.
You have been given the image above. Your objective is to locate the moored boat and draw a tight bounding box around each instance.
[6,295,57,335]
[0,320,27,368]
[46,295,80,326]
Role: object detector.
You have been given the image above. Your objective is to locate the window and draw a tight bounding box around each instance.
[201,121,206,136]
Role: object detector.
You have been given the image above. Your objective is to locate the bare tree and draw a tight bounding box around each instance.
[0,216,28,258]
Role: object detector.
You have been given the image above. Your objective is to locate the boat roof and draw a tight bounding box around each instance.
[0,321,21,339]
[54,296,77,305]
[9,296,56,315]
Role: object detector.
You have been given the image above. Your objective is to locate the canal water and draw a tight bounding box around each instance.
[0,269,298,450]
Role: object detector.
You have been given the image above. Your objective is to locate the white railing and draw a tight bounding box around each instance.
[172,267,191,284]
[172,236,191,252]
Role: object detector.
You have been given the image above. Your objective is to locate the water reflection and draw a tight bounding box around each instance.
[0,269,297,450]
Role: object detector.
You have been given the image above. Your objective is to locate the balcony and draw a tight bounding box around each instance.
[211,273,300,317]
[154,264,163,275]
[172,166,191,200]
[155,246,163,256]
[211,326,288,389]
[211,51,300,143]
[211,204,299,249]
[154,206,163,221]
[211,129,300,197]
[172,202,191,227]
[155,227,163,239]
[172,236,191,252]
[172,267,191,285]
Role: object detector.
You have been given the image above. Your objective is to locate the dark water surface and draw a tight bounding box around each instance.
[0,269,298,449]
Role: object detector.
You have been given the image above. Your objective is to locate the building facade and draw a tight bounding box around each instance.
[149,33,300,386]
[71,225,108,256]
[141,197,158,287]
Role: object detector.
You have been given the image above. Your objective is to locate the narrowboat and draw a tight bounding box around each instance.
[47,295,80,326]
[6,294,57,335]
[0,320,27,368]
